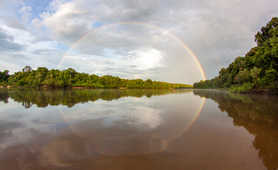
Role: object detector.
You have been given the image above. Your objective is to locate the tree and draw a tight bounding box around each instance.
[0,70,9,82]
[23,66,32,72]
[250,67,261,86]
[194,17,278,92]
[255,17,278,46]
[234,69,251,84]
[4,67,191,89]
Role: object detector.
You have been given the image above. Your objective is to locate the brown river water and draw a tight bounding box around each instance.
[0,89,277,170]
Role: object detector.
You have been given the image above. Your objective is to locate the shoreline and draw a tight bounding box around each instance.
[193,88,278,95]
[0,86,193,90]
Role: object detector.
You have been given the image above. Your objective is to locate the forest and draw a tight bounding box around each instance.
[194,17,278,93]
[0,66,191,89]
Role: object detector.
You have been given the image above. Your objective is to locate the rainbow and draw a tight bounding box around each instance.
[57,22,207,144]
[58,22,207,81]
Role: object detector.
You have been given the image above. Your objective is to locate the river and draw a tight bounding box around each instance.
[0,89,277,170]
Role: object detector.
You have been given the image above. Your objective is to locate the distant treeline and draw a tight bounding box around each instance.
[194,17,278,93]
[0,66,191,89]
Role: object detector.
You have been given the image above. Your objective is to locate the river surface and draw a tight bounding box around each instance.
[0,89,277,170]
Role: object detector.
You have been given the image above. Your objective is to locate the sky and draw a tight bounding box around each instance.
[0,0,277,83]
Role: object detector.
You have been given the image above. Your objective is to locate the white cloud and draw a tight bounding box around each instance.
[1,24,34,45]
[0,0,278,82]
[39,1,94,43]
[128,49,164,70]
[0,22,64,72]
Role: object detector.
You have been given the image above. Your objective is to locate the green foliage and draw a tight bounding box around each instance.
[230,82,254,93]
[1,66,192,89]
[0,70,9,85]
[194,17,278,92]
[234,69,251,84]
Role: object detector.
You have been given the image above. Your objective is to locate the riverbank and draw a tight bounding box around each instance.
[233,88,278,95]
[0,85,193,90]
[193,88,278,95]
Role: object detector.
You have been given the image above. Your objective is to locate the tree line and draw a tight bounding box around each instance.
[194,17,278,93]
[0,67,191,89]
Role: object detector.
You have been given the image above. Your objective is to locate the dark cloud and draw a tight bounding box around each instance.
[1,0,278,82]
[0,29,24,52]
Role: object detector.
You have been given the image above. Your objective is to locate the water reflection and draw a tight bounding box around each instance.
[0,89,188,108]
[194,90,278,170]
[0,89,205,170]
[0,89,277,170]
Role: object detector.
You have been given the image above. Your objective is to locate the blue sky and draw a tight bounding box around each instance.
[0,0,277,83]
[21,0,51,19]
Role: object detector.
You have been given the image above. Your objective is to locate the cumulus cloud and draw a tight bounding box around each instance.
[127,49,164,70]
[0,0,278,83]
[0,29,24,52]
[0,21,65,72]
